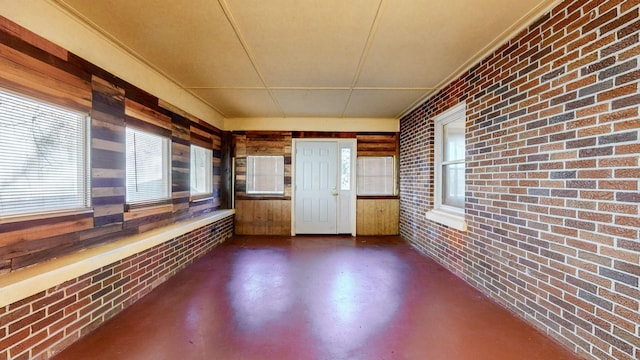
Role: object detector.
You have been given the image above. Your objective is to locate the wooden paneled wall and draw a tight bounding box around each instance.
[0,17,229,273]
[235,200,291,235]
[233,132,292,235]
[232,131,400,236]
[356,133,399,157]
[356,199,400,235]
[234,131,292,199]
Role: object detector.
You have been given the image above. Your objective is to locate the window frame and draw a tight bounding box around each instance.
[426,102,467,231]
[190,144,213,201]
[0,87,91,221]
[125,126,172,208]
[356,155,397,196]
[246,155,285,195]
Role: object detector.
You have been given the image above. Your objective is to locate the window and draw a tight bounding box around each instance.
[426,102,467,231]
[125,127,171,205]
[340,148,351,191]
[357,156,395,195]
[190,145,212,198]
[0,88,90,218]
[246,155,284,194]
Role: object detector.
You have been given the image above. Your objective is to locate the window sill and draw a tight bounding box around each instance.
[425,209,467,231]
[0,209,235,308]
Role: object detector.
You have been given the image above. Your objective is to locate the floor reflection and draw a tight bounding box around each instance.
[227,249,294,332]
[305,249,404,359]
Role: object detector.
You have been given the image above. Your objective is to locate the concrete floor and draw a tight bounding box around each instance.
[54,236,580,360]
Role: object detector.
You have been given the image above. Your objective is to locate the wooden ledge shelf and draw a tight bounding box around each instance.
[0,209,235,308]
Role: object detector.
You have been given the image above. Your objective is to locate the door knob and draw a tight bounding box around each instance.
[332,187,338,196]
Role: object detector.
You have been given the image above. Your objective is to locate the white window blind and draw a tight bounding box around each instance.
[357,156,395,195]
[125,127,171,204]
[0,88,89,218]
[190,145,212,196]
[246,155,284,194]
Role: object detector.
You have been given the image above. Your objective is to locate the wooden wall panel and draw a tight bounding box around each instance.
[0,42,91,111]
[356,199,399,235]
[233,132,292,200]
[235,200,291,235]
[91,76,125,228]
[0,17,230,272]
[357,134,399,157]
[233,131,400,236]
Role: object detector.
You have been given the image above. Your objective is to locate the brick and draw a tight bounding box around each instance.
[603,7,639,34]
[614,260,640,277]
[578,290,613,311]
[616,192,640,203]
[8,310,45,334]
[579,146,613,158]
[599,224,638,239]
[598,58,637,80]
[566,137,596,149]
[578,79,614,97]
[602,32,640,57]
[550,91,577,106]
[614,119,640,134]
[31,310,64,332]
[9,330,47,359]
[598,83,639,102]
[599,156,638,167]
[580,56,616,76]
[564,96,595,111]
[598,202,637,215]
[549,112,575,124]
[550,170,576,179]
[612,94,640,110]
[618,15,640,38]
[613,327,640,348]
[567,180,596,189]
[600,180,638,191]
[0,328,29,352]
[598,131,638,145]
[583,8,618,34]
[599,267,639,287]
[92,269,113,284]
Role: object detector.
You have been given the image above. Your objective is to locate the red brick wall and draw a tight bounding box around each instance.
[0,216,233,360]
[399,1,639,359]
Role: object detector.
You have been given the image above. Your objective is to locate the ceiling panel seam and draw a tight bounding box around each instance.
[217,0,285,117]
[53,0,230,119]
[396,0,563,119]
[340,0,387,118]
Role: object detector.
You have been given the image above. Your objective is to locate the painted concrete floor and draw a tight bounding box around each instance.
[54,236,581,360]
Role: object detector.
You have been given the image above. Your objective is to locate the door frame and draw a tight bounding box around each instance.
[291,138,357,236]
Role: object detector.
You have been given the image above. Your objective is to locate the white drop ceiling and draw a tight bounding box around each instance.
[53,0,559,120]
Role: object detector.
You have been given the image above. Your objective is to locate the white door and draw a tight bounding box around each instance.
[295,141,338,234]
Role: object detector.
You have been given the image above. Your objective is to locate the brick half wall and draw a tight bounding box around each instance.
[0,215,234,360]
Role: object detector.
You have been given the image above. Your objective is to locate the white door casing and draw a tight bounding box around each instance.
[292,139,356,235]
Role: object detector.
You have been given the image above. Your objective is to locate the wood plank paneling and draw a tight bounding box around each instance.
[235,199,291,235]
[234,132,292,200]
[0,43,90,109]
[356,199,399,235]
[0,17,230,272]
[0,214,94,247]
[0,16,68,60]
[124,98,171,130]
[91,75,125,229]
[357,134,399,157]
